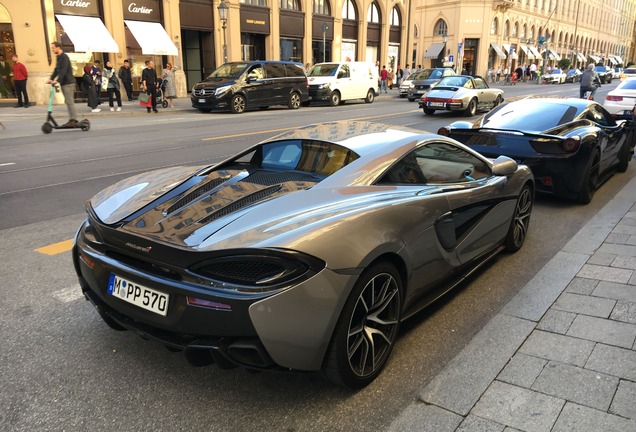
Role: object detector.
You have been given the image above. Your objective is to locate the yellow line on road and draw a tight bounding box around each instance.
[36,239,73,255]
[200,112,406,141]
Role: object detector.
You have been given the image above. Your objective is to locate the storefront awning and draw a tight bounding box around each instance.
[608,56,618,65]
[614,56,624,64]
[423,42,446,59]
[519,45,534,59]
[588,54,601,63]
[490,43,506,59]
[528,46,542,59]
[548,49,560,61]
[124,20,178,56]
[577,53,587,63]
[55,14,119,53]
[502,44,518,59]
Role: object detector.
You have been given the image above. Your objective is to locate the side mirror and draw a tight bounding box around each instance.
[491,155,518,176]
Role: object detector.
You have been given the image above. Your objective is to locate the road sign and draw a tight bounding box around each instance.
[448,55,454,62]
[458,42,463,53]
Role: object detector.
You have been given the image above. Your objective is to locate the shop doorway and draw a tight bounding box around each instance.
[0,3,15,100]
[181,29,215,91]
[241,33,266,61]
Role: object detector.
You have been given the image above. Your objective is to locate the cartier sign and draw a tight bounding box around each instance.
[54,0,99,16]
[123,0,161,22]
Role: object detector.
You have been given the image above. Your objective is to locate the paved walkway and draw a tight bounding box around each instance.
[388,178,636,431]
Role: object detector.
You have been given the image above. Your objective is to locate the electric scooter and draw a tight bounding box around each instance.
[41,85,90,134]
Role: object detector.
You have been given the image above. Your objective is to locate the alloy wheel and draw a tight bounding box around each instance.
[511,187,532,248]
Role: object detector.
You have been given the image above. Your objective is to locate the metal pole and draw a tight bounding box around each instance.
[222,21,227,63]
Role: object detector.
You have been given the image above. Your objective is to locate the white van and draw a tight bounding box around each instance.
[306,62,379,106]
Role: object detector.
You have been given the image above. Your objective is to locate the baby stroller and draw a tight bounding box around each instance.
[155,78,169,108]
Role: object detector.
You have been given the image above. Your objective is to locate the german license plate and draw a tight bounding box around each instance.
[199,99,206,103]
[107,274,169,316]
[429,102,444,107]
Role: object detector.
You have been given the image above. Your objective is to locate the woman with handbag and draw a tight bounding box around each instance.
[81,65,100,113]
[162,63,177,108]
[103,61,122,111]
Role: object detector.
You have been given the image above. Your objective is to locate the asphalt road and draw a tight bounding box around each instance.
[1,81,632,431]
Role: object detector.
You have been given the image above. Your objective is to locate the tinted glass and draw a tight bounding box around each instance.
[285,64,305,77]
[308,63,338,77]
[260,140,360,176]
[207,62,249,79]
[264,63,287,78]
[482,101,580,132]
[338,64,350,78]
[438,76,469,87]
[624,68,636,74]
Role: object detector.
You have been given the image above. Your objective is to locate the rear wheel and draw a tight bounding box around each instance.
[288,91,301,109]
[230,94,246,114]
[464,98,477,117]
[329,91,341,106]
[364,89,375,103]
[577,154,600,204]
[407,98,415,102]
[504,184,533,252]
[617,139,632,172]
[423,108,435,116]
[321,261,402,388]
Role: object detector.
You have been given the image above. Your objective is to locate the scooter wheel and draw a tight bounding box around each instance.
[80,120,90,131]
[42,123,53,134]
[162,100,168,108]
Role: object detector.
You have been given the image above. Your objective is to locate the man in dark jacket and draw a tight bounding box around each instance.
[141,59,158,113]
[118,59,134,101]
[47,41,78,127]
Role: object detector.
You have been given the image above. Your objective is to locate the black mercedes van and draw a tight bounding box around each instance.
[191,61,309,113]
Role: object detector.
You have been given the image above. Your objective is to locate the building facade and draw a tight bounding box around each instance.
[1,0,635,106]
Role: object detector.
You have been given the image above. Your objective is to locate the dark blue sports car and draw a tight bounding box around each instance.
[439,98,635,203]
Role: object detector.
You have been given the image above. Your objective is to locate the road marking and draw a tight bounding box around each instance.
[0,162,16,167]
[36,239,74,255]
[54,285,84,303]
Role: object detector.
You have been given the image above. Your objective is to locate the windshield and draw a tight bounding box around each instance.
[260,140,359,176]
[624,68,636,74]
[481,101,581,133]
[308,64,338,77]
[437,76,469,87]
[206,63,249,79]
[413,69,438,80]
[594,66,607,73]
[617,79,636,90]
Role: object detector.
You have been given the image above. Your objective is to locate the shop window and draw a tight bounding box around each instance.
[280,38,302,62]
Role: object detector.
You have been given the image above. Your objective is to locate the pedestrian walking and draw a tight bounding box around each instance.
[103,61,122,111]
[141,59,158,113]
[118,59,134,101]
[47,41,78,127]
[380,65,388,94]
[0,54,11,98]
[396,65,403,87]
[11,54,29,108]
[161,62,177,108]
[81,65,100,112]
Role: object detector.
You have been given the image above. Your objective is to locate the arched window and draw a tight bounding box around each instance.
[504,20,510,38]
[434,19,447,36]
[313,0,330,15]
[521,24,526,38]
[414,23,419,38]
[342,0,356,20]
[529,26,534,40]
[280,0,300,10]
[390,6,400,26]
[241,0,267,5]
[367,1,380,23]
[491,17,498,35]
[512,22,519,37]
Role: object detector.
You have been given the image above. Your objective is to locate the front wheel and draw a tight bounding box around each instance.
[42,122,53,134]
[79,120,90,131]
[493,95,502,108]
[329,91,341,107]
[162,100,169,108]
[230,94,246,114]
[288,91,301,109]
[504,184,533,252]
[364,89,375,103]
[321,261,402,388]
[464,98,477,117]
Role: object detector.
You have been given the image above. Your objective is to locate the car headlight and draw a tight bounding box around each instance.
[189,250,325,293]
[318,83,330,90]
[214,85,231,96]
[409,83,415,88]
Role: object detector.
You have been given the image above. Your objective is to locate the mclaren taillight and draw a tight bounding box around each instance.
[562,137,581,152]
[438,126,451,136]
[606,95,623,102]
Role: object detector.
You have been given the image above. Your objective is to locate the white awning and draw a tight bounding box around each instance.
[608,56,618,65]
[528,46,542,59]
[55,14,119,53]
[124,20,178,56]
[588,54,601,63]
[614,56,624,64]
[423,42,446,59]
[519,45,534,59]
[502,44,518,59]
[490,43,506,59]
[548,49,560,61]
[577,53,587,62]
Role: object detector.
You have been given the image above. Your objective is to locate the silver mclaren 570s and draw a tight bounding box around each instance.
[73,121,534,388]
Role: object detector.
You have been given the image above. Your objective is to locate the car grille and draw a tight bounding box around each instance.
[416,85,430,90]
[197,260,289,285]
[166,177,229,215]
[193,88,214,97]
[198,185,282,224]
[242,171,317,186]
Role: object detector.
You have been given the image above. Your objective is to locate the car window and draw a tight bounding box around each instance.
[285,64,305,77]
[431,70,442,79]
[260,139,359,176]
[338,64,350,79]
[264,63,286,79]
[482,102,579,132]
[624,68,636,74]
[618,79,636,90]
[473,78,487,89]
[207,62,249,79]
[380,143,490,185]
[247,65,264,80]
[308,63,338,77]
[587,105,617,127]
[443,70,454,77]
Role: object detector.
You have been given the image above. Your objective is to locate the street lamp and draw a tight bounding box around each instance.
[218,0,229,63]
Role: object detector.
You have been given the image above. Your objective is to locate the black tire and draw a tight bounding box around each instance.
[364,89,375,103]
[230,94,246,114]
[162,100,169,108]
[493,95,502,108]
[464,98,477,117]
[617,139,632,173]
[504,184,533,252]
[423,108,435,116]
[80,120,90,131]
[407,98,415,102]
[329,91,341,107]
[288,91,301,109]
[321,261,402,388]
[577,153,600,204]
[42,123,53,134]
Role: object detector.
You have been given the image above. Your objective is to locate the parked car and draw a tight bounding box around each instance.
[405,68,457,101]
[594,65,613,84]
[565,68,582,83]
[542,69,567,84]
[603,76,636,116]
[439,98,635,203]
[191,61,309,113]
[306,62,378,106]
[73,120,534,388]
[620,67,636,80]
[418,75,504,116]
[613,67,623,79]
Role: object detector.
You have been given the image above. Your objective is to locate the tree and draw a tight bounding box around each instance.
[558,58,571,70]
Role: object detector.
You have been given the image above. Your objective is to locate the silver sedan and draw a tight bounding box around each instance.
[418,75,504,116]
